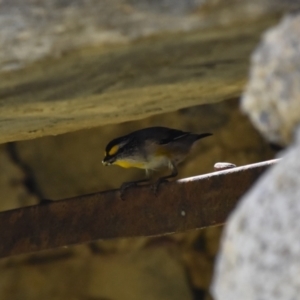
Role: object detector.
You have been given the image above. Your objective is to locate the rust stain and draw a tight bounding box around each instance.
[0,159,279,258]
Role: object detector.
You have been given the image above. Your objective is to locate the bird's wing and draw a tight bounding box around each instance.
[157,129,189,145]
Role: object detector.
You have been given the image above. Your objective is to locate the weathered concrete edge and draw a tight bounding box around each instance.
[0,17,278,144]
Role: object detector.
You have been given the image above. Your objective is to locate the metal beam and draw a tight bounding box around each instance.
[0,159,278,258]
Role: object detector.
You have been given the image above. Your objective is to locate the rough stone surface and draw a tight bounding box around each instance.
[0,145,37,211]
[1,0,298,144]
[87,248,193,300]
[212,130,300,300]
[213,11,300,300]
[0,19,272,145]
[0,229,222,300]
[0,0,291,71]
[242,13,300,145]
[0,246,193,300]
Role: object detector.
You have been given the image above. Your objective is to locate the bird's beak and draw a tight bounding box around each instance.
[102,157,114,166]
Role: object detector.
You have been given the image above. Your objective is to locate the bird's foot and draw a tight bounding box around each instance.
[119,181,138,201]
[151,178,169,196]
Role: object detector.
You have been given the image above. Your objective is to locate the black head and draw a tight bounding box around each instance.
[102,136,130,166]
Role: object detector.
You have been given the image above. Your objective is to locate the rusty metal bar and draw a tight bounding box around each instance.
[0,159,279,258]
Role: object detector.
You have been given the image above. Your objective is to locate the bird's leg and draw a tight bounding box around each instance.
[120,170,150,200]
[152,162,178,196]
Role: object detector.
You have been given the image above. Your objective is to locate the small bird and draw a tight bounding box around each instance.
[102,126,212,198]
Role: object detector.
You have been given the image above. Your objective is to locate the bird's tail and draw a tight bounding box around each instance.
[195,133,213,140]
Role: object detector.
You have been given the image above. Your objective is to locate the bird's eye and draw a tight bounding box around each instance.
[108,144,119,156]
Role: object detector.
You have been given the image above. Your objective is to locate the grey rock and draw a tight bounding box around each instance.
[242,13,300,144]
[0,0,293,71]
[212,129,300,300]
[213,11,300,300]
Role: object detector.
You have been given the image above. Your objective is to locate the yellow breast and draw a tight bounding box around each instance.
[113,160,146,169]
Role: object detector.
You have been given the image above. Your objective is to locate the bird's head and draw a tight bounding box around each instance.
[102,137,130,166]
